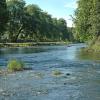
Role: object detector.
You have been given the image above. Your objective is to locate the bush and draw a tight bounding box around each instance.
[7,59,24,72]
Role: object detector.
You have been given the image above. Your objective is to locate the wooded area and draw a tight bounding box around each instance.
[0,0,73,42]
[0,0,100,51]
[74,0,100,43]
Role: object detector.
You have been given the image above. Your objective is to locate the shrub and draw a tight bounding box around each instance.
[7,59,24,72]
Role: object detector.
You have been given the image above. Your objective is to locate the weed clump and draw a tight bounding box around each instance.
[7,59,24,72]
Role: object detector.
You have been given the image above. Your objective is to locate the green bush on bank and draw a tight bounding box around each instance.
[84,36,100,53]
[7,59,24,72]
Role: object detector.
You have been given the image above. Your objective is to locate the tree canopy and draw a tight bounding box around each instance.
[0,0,71,42]
[0,0,8,37]
[74,0,100,42]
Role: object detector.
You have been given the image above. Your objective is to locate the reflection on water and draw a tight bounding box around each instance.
[78,48,100,60]
[0,44,100,68]
[0,47,47,55]
[0,44,85,67]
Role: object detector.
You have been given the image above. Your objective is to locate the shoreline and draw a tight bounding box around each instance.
[0,42,69,48]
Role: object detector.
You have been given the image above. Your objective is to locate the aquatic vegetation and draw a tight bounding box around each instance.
[7,59,24,72]
[52,70,63,76]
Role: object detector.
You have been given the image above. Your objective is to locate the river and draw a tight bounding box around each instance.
[0,43,100,100]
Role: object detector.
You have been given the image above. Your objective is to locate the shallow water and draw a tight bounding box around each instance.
[0,43,100,100]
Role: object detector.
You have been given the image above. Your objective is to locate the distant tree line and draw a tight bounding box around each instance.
[0,0,73,42]
[74,0,100,42]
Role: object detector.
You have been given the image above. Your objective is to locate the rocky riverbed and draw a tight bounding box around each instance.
[0,44,100,100]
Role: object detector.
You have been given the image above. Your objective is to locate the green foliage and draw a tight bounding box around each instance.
[74,0,100,42]
[6,0,25,42]
[0,0,71,42]
[7,59,24,72]
[0,0,8,37]
[90,36,100,51]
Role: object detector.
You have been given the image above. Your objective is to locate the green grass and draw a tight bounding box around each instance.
[7,59,24,72]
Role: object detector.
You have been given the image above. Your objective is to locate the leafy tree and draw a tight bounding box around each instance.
[74,0,100,42]
[0,0,8,38]
[89,0,100,37]
[3,0,70,42]
[6,0,25,42]
[74,0,91,42]
[57,18,68,40]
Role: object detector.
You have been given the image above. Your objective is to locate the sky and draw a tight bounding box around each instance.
[25,0,78,27]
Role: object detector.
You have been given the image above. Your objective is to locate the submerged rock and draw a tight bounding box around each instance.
[66,73,71,76]
[0,89,10,97]
[64,83,67,85]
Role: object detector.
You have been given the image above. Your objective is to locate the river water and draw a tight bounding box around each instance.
[0,44,100,100]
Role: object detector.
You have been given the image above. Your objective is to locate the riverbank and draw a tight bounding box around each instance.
[84,37,100,53]
[0,42,70,48]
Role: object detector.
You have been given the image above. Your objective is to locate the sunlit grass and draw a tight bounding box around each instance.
[7,59,24,72]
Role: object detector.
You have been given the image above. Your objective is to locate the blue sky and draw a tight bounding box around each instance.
[25,0,77,27]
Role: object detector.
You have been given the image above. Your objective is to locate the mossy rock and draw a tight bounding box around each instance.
[52,70,63,76]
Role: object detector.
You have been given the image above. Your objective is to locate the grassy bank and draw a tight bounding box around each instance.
[0,42,70,48]
[84,37,100,53]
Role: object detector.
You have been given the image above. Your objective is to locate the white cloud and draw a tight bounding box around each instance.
[64,1,78,9]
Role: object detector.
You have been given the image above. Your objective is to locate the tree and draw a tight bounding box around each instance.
[4,0,70,42]
[89,0,100,37]
[74,0,100,42]
[57,18,68,40]
[0,0,8,38]
[6,0,25,42]
[74,0,91,42]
